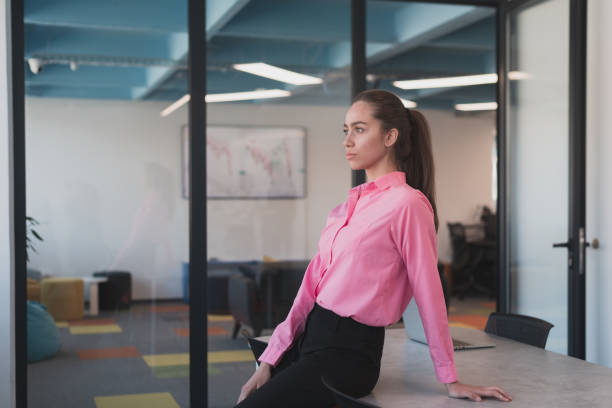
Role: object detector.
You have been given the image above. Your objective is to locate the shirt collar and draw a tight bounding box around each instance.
[351,171,406,194]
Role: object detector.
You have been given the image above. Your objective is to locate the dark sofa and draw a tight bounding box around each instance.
[228,260,309,339]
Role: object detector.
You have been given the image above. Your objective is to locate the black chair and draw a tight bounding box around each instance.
[92,270,132,310]
[228,260,309,338]
[485,312,554,348]
[447,222,491,298]
[321,377,381,408]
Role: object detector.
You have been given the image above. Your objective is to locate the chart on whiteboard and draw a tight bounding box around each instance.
[206,126,306,198]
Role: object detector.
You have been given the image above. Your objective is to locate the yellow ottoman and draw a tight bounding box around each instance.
[40,278,84,321]
[27,278,41,302]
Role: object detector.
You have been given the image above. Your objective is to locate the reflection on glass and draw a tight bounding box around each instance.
[202,0,351,406]
[366,0,498,317]
[25,0,190,406]
[508,0,570,354]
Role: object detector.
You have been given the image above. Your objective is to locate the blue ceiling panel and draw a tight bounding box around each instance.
[429,16,496,51]
[217,0,352,42]
[25,63,150,87]
[25,0,187,33]
[25,24,187,61]
[26,84,141,99]
[23,0,498,109]
[206,70,291,94]
[369,47,493,78]
[207,36,338,71]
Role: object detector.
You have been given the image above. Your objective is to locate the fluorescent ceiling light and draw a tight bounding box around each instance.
[393,74,497,90]
[206,89,291,103]
[233,62,323,85]
[393,71,532,91]
[508,71,533,80]
[160,89,292,117]
[400,98,417,108]
[455,102,498,111]
[160,93,191,117]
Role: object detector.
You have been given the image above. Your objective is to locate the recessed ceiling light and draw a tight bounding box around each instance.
[233,63,323,86]
[393,74,498,90]
[205,89,291,103]
[393,71,531,90]
[455,102,498,111]
[400,98,417,108]
[160,89,292,117]
[160,94,191,117]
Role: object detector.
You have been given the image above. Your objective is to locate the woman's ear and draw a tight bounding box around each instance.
[385,129,399,148]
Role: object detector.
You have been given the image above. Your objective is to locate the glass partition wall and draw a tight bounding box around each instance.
[366,0,498,327]
[200,1,351,405]
[18,0,507,406]
[24,1,190,406]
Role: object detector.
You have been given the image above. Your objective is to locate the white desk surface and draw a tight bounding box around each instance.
[258,326,612,407]
[366,327,612,407]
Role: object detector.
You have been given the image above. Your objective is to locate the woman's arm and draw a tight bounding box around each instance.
[238,254,323,404]
[257,252,322,366]
[392,193,457,383]
[393,193,511,402]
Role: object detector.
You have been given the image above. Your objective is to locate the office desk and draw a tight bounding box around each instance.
[361,327,612,407]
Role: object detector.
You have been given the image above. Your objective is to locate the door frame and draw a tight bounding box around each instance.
[497,0,587,359]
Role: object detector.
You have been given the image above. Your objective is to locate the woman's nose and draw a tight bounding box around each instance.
[343,133,353,147]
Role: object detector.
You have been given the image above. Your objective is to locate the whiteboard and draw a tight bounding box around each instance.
[182,125,306,199]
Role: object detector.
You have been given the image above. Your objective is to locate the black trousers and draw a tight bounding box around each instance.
[235,302,385,408]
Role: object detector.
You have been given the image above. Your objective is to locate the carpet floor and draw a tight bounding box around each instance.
[28,296,494,407]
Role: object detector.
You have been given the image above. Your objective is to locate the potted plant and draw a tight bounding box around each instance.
[26,216,43,264]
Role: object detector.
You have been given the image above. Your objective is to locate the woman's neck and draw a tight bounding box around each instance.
[365,162,399,183]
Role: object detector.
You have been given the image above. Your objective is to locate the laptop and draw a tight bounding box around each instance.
[402,301,495,351]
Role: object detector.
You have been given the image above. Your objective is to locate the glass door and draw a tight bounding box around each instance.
[501,0,586,357]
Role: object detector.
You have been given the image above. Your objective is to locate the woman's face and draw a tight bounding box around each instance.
[343,101,392,171]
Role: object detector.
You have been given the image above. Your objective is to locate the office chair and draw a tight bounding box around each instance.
[485,312,554,349]
[321,377,381,408]
[447,222,491,298]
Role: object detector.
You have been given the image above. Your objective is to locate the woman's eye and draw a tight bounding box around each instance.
[356,127,364,133]
[343,129,348,135]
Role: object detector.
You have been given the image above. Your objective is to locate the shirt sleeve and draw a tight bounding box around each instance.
[258,252,322,366]
[392,193,458,384]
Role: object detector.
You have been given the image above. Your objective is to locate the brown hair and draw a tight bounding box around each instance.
[352,89,439,232]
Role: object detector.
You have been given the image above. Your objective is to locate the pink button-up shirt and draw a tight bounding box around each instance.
[258,171,457,383]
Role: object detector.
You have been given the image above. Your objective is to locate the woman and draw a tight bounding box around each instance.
[236,90,512,407]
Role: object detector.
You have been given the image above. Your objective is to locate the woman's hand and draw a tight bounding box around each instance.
[236,362,272,404]
[445,381,512,402]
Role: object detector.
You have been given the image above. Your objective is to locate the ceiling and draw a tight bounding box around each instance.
[24,0,496,110]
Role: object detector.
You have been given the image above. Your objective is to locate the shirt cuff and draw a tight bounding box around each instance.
[434,363,458,384]
[258,343,285,367]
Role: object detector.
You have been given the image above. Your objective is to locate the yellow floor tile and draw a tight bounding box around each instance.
[208,314,233,322]
[449,322,479,329]
[143,350,254,367]
[143,353,189,367]
[55,321,68,328]
[69,324,122,335]
[209,350,254,363]
[94,392,179,408]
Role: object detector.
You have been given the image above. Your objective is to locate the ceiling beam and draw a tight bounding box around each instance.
[135,0,251,100]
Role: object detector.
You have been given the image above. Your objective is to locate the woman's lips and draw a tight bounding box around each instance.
[346,153,356,159]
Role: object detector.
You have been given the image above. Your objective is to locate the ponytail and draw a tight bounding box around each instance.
[401,108,439,232]
[352,90,439,232]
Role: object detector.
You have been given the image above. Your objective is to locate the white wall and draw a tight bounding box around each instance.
[25,98,190,300]
[428,110,496,262]
[0,0,15,406]
[25,99,494,299]
[586,0,612,368]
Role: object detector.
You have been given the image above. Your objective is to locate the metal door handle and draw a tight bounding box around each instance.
[553,241,570,248]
